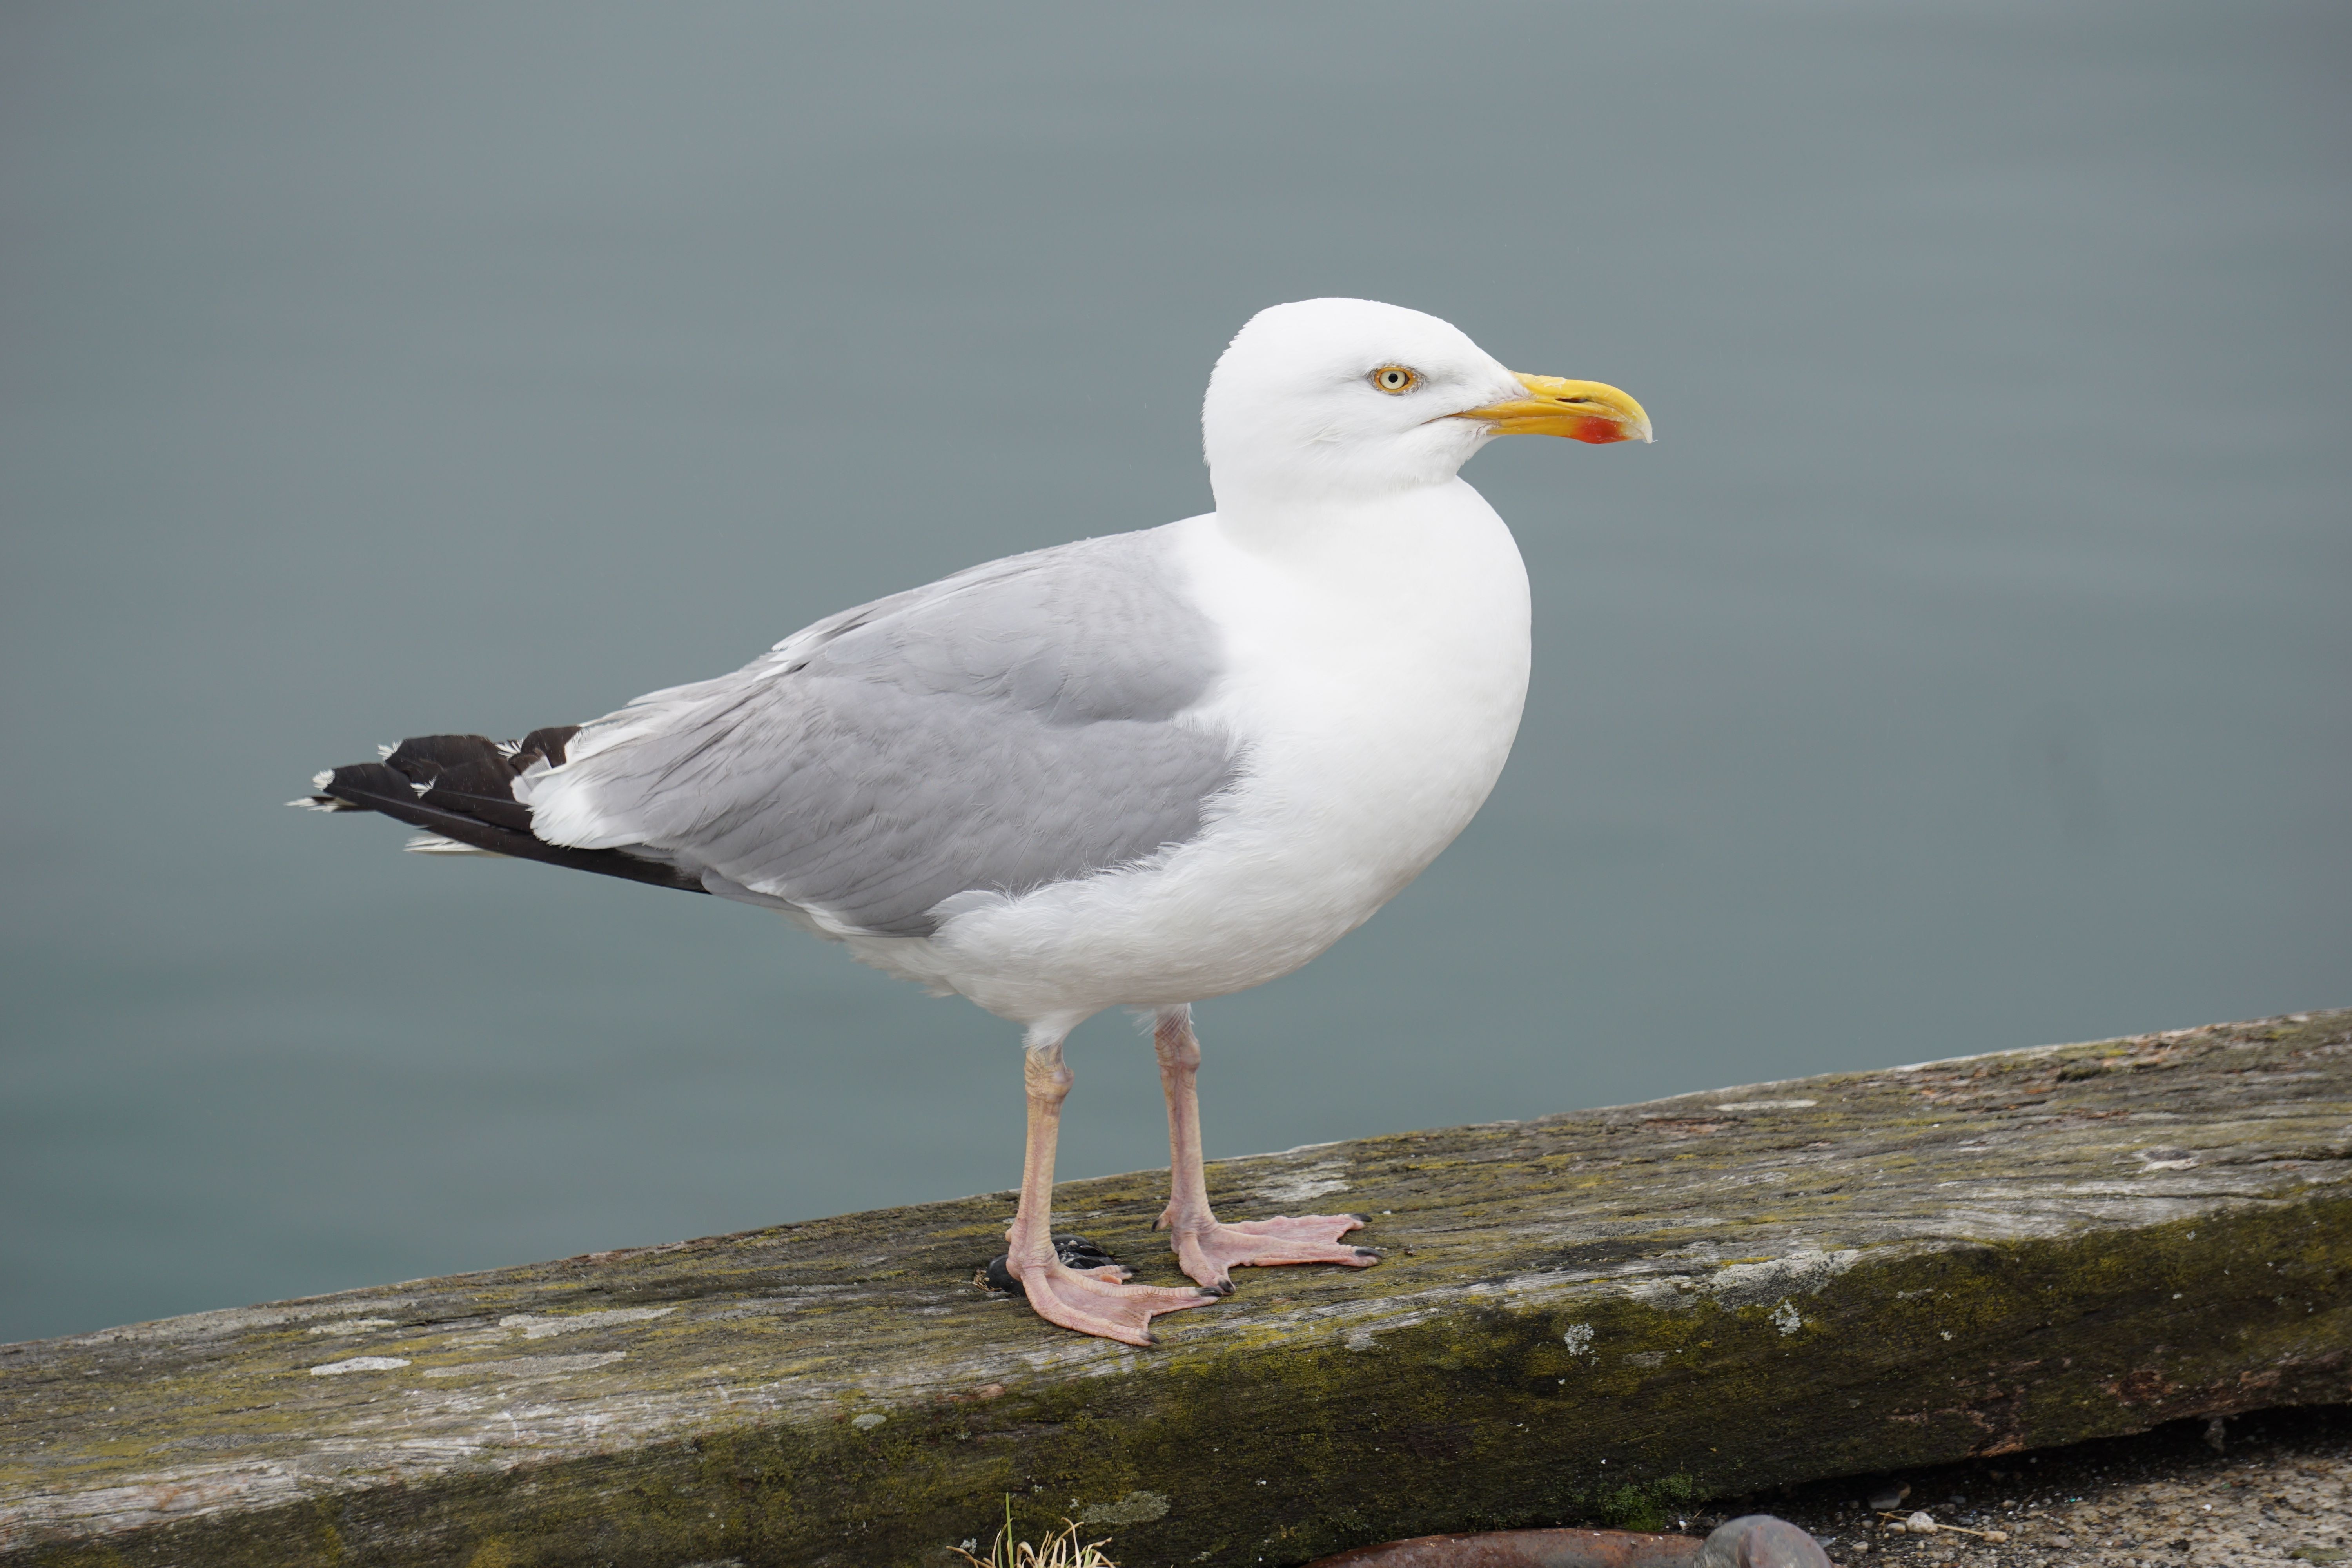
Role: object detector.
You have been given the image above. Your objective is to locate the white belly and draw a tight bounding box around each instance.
[843,481,1533,1033]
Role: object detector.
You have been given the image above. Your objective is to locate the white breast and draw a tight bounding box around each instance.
[869,479,1532,1033]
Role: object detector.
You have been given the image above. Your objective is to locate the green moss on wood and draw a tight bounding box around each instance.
[4,1010,2348,1567]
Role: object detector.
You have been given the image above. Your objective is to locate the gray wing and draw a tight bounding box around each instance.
[514,527,1236,938]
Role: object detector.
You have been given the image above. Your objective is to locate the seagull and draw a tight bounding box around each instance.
[296,298,1650,1346]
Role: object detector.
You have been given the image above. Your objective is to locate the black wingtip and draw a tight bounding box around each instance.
[303,729,706,896]
[1048,1234,1118,1271]
[516,725,581,768]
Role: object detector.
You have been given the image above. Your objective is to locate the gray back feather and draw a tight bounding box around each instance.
[536,528,1234,937]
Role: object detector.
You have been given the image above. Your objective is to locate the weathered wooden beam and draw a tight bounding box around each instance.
[4,1010,2348,1568]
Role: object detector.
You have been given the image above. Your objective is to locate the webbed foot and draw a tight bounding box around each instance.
[978,1234,1217,1346]
[1160,1211,1379,1292]
[980,1234,1128,1294]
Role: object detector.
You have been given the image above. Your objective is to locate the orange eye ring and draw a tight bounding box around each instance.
[1370,365,1419,395]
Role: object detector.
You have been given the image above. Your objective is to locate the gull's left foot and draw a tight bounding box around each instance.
[1159,1212,1379,1292]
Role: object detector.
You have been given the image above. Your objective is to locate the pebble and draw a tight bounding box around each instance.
[1690,1406,2350,1566]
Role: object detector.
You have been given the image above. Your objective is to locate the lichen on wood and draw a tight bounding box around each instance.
[3,1010,2348,1567]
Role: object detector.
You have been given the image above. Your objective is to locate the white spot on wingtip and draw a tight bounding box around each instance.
[405,833,498,857]
[376,744,396,760]
[409,779,433,795]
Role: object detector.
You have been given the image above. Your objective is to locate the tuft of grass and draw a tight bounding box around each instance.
[952,1498,1118,1568]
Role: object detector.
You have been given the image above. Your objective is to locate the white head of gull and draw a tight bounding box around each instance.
[298,297,1650,1346]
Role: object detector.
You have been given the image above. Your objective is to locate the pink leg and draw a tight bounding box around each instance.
[1004,1031,1216,1347]
[1153,1007,1379,1292]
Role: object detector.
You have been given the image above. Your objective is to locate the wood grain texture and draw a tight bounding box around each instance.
[4,1009,2347,1567]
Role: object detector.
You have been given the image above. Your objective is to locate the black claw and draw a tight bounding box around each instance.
[1354,1247,1383,1260]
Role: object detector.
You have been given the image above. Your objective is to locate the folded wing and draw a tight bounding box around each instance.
[502,528,1237,937]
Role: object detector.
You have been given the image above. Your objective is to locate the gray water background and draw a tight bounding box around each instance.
[3,2,2346,1345]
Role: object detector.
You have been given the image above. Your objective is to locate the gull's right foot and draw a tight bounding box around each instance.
[1009,1258,1218,1347]
[980,1234,1126,1294]
[978,1234,1218,1346]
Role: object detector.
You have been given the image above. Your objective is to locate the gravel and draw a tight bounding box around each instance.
[1680,1405,2350,1568]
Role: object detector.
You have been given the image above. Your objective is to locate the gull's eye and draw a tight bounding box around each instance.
[1370,365,1419,395]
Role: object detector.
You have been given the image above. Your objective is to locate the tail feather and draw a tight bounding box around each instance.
[296,726,706,896]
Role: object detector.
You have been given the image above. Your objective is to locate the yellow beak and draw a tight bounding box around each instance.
[1449,373,1652,445]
